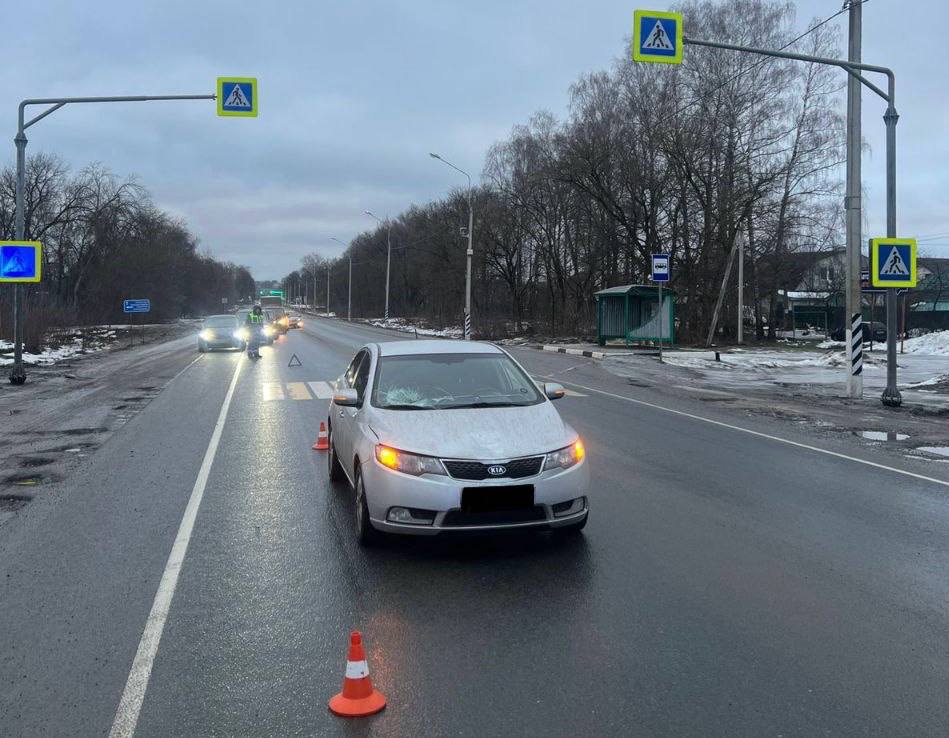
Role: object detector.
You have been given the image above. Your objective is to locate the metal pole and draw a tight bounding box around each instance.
[657,283,663,363]
[384,221,391,321]
[10,128,27,384]
[845,0,864,398]
[737,236,744,344]
[881,102,901,406]
[326,264,330,315]
[465,186,474,340]
[348,255,352,321]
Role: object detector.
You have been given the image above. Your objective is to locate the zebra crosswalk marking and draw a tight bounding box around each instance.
[262,383,285,402]
[307,381,335,399]
[286,382,312,400]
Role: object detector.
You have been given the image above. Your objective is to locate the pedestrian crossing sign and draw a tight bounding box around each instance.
[633,10,683,65]
[0,241,42,283]
[217,77,258,117]
[870,238,917,288]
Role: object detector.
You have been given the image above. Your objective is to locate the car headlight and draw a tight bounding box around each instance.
[199,329,213,341]
[235,328,250,340]
[375,445,446,476]
[544,439,585,471]
[280,316,289,326]
[263,325,275,336]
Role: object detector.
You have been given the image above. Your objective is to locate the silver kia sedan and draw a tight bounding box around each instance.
[327,340,589,544]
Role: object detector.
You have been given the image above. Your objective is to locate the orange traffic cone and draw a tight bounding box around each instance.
[328,631,386,717]
[313,422,329,451]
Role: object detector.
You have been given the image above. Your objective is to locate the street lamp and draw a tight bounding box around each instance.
[331,237,352,321]
[429,152,474,340]
[364,211,392,321]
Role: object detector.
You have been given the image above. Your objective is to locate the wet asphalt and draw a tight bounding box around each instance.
[2,318,949,737]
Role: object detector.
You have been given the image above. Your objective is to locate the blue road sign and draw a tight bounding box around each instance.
[870,238,917,288]
[217,77,258,117]
[0,241,42,283]
[633,10,683,65]
[651,254,671,282]
[123,299,151,314]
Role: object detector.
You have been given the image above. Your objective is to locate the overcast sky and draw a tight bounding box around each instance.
[5,0,947,280]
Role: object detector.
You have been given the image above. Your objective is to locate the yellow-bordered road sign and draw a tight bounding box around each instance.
[633,9,683,65]
[870,238,917,288]
[0,241,42,283]
[217,77,258,117]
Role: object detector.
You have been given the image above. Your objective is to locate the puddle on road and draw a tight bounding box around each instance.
[859,431,910,442]
[916,446,949,458]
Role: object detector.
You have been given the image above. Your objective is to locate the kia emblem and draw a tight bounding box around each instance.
[487,465,507,476]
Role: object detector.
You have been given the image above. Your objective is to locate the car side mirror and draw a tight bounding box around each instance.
[544,383,566,400]
[333,388,359,406]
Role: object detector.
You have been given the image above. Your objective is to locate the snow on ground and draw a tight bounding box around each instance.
[901,330,949,356]
[366,317,463,339]
[0,327,119,366]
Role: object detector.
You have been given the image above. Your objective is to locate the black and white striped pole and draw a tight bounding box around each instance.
[430,153,474,340]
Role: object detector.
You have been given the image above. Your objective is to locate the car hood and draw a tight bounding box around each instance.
[368,401,575,460]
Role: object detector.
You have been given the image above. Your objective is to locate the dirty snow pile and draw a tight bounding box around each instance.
[367,317,462,339]
[0,327,118,366]
[664,349,854,371]
[901,330,949,356]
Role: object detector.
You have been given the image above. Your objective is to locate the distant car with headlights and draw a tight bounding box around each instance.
[236,309,276,345]
[198,314,244,352]
[327,340,589,545]
[265,308,290,335]
[288,314,302,329]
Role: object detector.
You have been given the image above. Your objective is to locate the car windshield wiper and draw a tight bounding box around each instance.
[440,401,528,409]
[379,403,432,410]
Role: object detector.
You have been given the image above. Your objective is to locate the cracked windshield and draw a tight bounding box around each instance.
[2,0,948,736]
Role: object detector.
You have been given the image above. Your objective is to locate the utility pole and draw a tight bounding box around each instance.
[845,0,864,398]
[430,152,474,340]
[364,212,392,320]
[326,264,331,315]
[348,254,353,322]
[737,237,744,344]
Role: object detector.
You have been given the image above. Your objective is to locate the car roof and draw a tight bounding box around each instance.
[376,340,503,357]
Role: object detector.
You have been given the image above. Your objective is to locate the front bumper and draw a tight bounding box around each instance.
[361,456,590,536]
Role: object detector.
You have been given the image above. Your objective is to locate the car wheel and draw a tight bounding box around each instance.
[328,428,345,483]
[354,466,381,547]
[553,512,588,537]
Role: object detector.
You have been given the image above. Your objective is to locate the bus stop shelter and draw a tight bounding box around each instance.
[595,284,675,346]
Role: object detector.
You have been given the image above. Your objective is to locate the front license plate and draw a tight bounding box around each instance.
[461,485,534,513]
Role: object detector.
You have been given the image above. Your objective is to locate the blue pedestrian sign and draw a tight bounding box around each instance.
[123,299,151,314]
[0,241,42,283]
[651,254,671,282]
[217,77,258,117]
[870,238,917,288]
[633,10,683,65]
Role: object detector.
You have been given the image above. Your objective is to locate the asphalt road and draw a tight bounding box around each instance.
[2,317,949,737]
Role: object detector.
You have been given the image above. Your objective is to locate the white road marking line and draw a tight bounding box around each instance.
[108,358,243,738]
[262,382,285,401]
[563,388,587,397]
[286,381,312,400]
[307,380,335,399]
[549,377,949,490]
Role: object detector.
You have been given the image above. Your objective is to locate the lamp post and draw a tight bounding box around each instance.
[331,237,352,321]
[8,92,216,385]
[429,152,473,340]
[364,211,392,321]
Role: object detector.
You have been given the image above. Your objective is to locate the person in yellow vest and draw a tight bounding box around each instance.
[245,305,265,357]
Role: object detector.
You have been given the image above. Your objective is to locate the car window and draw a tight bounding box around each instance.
[344,350,367,388]
[352,353,371,403]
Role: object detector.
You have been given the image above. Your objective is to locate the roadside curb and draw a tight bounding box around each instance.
[541,345,606,359]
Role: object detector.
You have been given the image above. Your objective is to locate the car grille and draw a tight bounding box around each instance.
[442,456,544,481]
[442,506,546,527]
